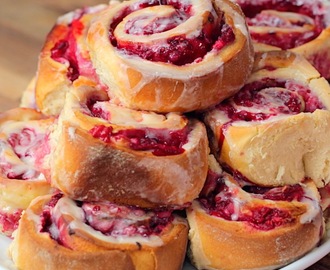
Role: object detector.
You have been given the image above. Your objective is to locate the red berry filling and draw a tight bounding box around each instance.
[51,39,79,82]
[236,0,325,19]
[200,170,222,197]
[199,175,302,230]
[86,98,111,120]
[243,184,304,202]
[1,128,50,180]
[40,194,175,246]
[82,202,174,237]
[109,0,235,65]
[213,79,325,153]
[40,193,63,234]
[0,210,22,236]
[50,8,102,83]
[50,12,83,82]
[124,10,189,35]
[90,125,188,156]
[236,0,326,49]
[217,78,324,122]
[307,50,330,80]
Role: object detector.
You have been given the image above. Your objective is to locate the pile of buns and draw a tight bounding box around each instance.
[1,0,330,269]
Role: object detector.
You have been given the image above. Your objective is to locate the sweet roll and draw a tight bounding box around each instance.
[204,51,330,187]
[186,155,324,270]
[87,0,254,112]
[50,85,209,208]
[0,108,54,237]
[9,193,188,270]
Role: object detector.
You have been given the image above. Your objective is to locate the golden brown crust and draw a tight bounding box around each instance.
[9,194,188,270]
[35,22,72,116]
[87,0,254,113]
[204,51,330,187]
[50,87,209,207]
[186,177,324,270]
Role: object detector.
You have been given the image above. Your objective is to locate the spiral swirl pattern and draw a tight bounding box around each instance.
[186,156,323,269]
[87,0,254,112]
[204,51,330,187]
[235,0,330,79]
[10,193,188,270]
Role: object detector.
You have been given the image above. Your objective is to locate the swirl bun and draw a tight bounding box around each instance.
[9,193,188,270]
[187,156,324,270]
[50,86,209,208]
[204,51,330,187]
[0,108,54,236]
[87,0,254,112]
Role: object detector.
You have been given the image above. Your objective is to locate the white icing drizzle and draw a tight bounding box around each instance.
[51,197,164,246]
[115,0,214,43]
[0,121,50,180]
[93,102,187,129]
[249,10,316,33]
[205,174,321,225]
[230,86,305,116]
[299,182,322,224]
[86,0,255,112]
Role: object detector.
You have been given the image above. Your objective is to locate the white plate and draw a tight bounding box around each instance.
[1,232,330,270]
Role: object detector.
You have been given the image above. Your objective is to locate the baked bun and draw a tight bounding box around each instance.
[87,0,254,113]
[235,0,330,79]
[9,193,188,270]
[50,85,209,208]
[204,50,330,187]
[0,108,54,237]
[34,4,109,116]
[186,156,324,270]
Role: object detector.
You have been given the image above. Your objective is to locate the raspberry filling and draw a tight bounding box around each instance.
[109,0,235,65]
[0,210,22,236]
[90,125,188,156]
[217,78,324,122]
[236,0,326,49]
[40,194,174,246]
[82,202,174,237]
[0,128,50,180]
[214,79,324,152]
[199,174,304,230]
[50,8,102,82]
[51,39,79,82]
[242,185,304,202]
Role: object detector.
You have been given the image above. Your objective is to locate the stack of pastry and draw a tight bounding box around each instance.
[189,50,330,269]
[1,0,330,269]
